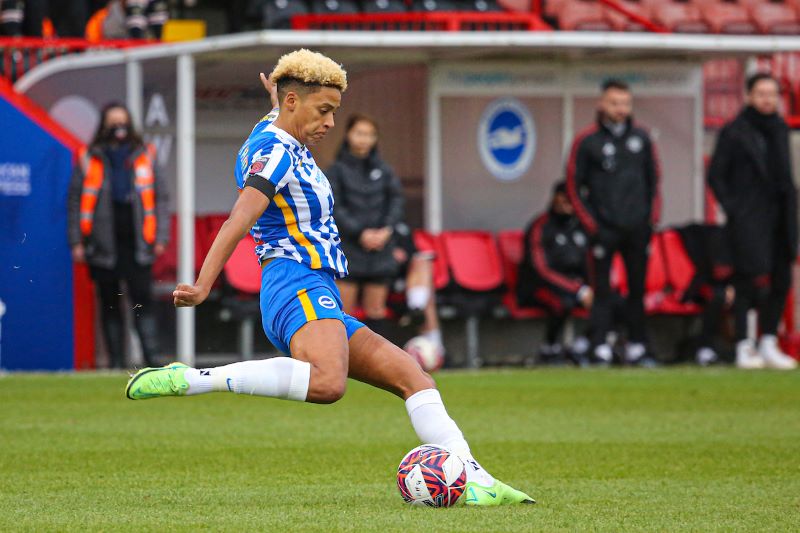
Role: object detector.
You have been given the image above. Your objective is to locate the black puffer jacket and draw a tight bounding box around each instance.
[566,114,660,235]
[328,145,405,278]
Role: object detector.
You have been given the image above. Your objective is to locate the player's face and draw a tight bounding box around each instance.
[599,88,632,124]
[296,87,341,146]
[346,120,378,159]
[747,79,780,115]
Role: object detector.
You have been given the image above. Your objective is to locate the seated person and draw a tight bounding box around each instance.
[678,223,735,366]
[518,182,593,364]
[390,222,445,357]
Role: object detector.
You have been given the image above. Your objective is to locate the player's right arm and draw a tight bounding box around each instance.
[173,187,269,307]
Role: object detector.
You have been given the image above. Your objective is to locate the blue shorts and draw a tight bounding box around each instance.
[260,258,365,355]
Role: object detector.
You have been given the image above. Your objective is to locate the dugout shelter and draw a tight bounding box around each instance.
[11,31,800,367]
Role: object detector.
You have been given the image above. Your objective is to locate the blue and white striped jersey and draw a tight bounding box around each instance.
[234,112,348,278]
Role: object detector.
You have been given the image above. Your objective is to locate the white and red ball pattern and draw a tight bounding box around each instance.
[396,445,467,507]
[404,336,445,372]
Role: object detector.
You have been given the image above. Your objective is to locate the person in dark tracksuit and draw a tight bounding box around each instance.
[68,103,170,369]
[518,182,593,365]
[707,73,798,370]
[566,79,661,366]
[328,114,405,337]
[677,223,735,366]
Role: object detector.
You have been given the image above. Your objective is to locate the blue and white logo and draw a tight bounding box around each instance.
[478,98,536,182]
[318,296,337,310]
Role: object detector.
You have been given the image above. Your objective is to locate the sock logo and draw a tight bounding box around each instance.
[200,370,210,376]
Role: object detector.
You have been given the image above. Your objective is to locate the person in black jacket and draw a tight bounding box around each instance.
[708,73,798,370]
[518,182,593,364]
[328,114,405,335]
[566,79,661,366]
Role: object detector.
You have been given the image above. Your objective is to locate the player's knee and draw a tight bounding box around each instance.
[316,379,347,404]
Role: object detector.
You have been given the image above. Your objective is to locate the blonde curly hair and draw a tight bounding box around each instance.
[269,49,347,93]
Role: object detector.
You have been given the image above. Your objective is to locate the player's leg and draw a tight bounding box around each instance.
[127,261,349,402]
[347,327,534,505]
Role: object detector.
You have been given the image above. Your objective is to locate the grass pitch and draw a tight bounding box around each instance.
[1,368,799,532]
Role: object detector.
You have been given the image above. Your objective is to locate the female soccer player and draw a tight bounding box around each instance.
[125,49,533,506]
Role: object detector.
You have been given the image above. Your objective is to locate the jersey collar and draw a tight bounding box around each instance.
[266,123,304,150]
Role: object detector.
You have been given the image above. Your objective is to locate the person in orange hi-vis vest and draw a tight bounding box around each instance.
[68,102,170,369]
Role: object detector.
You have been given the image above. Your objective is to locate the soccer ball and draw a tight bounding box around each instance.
[404,336,444,372]
[396,444,466,507]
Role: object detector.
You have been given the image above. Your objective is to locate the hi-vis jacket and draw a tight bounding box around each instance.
[68,144,169,268]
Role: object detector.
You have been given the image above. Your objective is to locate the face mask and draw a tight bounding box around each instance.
[108,124,129,142]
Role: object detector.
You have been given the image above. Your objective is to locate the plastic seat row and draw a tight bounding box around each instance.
[414,228,703,320]
[547,0,800,34]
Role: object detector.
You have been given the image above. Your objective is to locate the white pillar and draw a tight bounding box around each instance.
[125,60,143,130]
[176,53,195,366]
[426,67,442,233]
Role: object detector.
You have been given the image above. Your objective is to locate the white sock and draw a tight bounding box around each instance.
[407,286,430,310]
[405,388,494,486]
[184,358,311,401]
[423,329,442,348]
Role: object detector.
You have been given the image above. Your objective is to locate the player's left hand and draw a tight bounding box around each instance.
[173,283,209,307]
[154,243,166,257]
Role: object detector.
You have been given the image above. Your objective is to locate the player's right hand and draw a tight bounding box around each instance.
[173,283,208,308]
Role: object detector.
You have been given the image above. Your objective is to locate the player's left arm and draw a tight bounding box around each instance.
[173,188,269,307]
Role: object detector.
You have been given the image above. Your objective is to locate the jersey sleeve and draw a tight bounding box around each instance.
[243,143,293,200]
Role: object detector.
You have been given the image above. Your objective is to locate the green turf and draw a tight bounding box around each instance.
[1,368,799,532]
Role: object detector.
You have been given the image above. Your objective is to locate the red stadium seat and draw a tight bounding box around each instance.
[440,231,504,292]
[604,0,649,31]
[748,1,800,33]
[648,1,710,32]
[413,230,451,290]
[557,0,613,30]
[497,229,547,319]
[223,236,261,294]
[696,0,758,33]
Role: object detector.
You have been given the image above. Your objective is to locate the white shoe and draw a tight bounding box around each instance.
[736,340,764,369]
[624,342,646,364]
[758,335,798,370]
[696,347,719,367]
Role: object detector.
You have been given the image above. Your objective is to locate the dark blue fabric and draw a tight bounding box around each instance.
[104,144,133,202]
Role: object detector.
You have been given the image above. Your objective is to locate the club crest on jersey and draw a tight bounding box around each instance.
[318,296,337,309]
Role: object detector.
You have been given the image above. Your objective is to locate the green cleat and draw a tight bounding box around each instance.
[125,362,190,400]
[462,479,536,506]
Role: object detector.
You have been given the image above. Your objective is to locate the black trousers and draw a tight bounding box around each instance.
[90,204,159,368]
[92,263,158,369]
[588,225,650,346]
[732,251,792,342]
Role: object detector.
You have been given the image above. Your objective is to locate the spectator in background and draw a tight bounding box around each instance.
[708,73,798,370]
[328,114,405,337]
[0,0,25,35]
[68,103,170,369]
[518,182,592,365]
[566,79,661,366]
[677,223,735,366]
